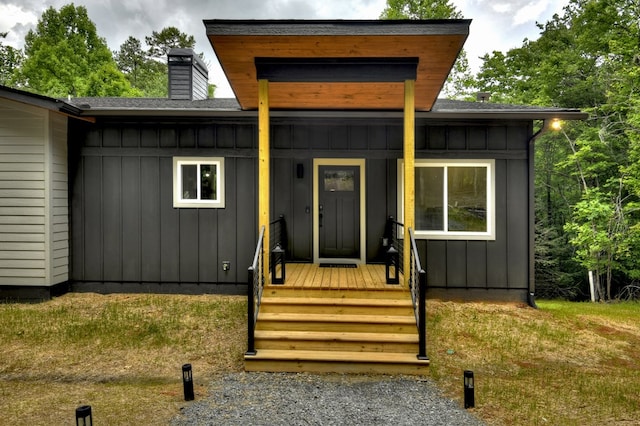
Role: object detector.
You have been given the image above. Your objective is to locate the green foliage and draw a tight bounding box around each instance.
[0,32,24,86]
[114,36,168,97]
[19,4,133,97]
[145,26,195,59]
[379,0,475,99]
[476,0,640,300]
[380,0,463,19]
[115,27,204,98]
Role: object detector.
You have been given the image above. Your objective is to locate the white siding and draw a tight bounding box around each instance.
[0,98,68,286]
[48,112,69,284]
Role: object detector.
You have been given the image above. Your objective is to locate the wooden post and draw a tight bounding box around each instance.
[403,79,415,287]
[258,79,270,282]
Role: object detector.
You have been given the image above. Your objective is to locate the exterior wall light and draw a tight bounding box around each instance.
[464,370,475,408]
[550,118,562,131]
[271,243,286,284]
[182,363,195,401]
[75,405,92,426]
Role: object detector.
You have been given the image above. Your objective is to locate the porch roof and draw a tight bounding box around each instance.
[203,19,471,112]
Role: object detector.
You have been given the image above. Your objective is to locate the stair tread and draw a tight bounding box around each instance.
[258,312,415,324]
[261,297,412,307]
[254,330,419,343]
[245,349,429,364]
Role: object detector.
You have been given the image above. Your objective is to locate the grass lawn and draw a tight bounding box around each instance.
[1,293,639,425]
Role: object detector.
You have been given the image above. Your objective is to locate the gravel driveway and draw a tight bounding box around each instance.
[171,372,484,426]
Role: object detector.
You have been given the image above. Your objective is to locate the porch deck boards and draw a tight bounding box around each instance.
[274,263,403,290]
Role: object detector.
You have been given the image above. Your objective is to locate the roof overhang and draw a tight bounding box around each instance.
[204,19,471,111]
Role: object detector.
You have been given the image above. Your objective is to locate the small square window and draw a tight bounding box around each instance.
[173,157,225,208]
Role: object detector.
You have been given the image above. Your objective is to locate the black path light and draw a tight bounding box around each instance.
[385,244,399,284]
[271,243,286,284]
[182,364,195,401]
[464,370,475,408]
[75,405,92,426]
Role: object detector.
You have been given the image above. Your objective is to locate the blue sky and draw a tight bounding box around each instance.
[0,0,568,97]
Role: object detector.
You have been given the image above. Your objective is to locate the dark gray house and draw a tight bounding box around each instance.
[0,19,586,306]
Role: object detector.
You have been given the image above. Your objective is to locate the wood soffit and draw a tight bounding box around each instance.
[205,20,471,111]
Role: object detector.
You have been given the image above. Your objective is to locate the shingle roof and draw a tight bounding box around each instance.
[65,96,586,120]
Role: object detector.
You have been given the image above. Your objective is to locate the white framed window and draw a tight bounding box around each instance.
[173,157,225,208]
[398,159,495,240]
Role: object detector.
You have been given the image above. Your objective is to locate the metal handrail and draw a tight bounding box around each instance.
[408,227,428,360]
[269,215,287,253]
[246,225,265,356]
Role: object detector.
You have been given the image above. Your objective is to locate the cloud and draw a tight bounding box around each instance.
[512,0,550,26]
[0,4,38,48]
[1,0,568,97]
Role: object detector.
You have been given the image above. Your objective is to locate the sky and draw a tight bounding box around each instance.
[0,0,569,97]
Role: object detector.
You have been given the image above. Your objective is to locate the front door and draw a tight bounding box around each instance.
[313,159,366,264]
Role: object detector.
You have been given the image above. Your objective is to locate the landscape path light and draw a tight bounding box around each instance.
[75,405,92,426]
[464,370,475,408]
[182,363,195,401]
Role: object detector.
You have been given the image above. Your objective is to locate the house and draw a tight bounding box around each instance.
[0,20,586,373]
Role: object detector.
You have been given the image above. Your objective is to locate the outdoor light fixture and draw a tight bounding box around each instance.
[182,364,195,401]
[464,370,475,409]
[75,405,92,426]
[386,245,399,284]
[550,118,562,131]
[271,243,286,284]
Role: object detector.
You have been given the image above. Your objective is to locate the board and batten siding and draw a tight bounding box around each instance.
[69,120,257,292]
[0,98,68,287]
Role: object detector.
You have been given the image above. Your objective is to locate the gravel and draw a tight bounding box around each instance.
[171,372,484,426]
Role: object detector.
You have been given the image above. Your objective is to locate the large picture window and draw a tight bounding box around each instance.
[173,157,225,208]
[399,159,495,240]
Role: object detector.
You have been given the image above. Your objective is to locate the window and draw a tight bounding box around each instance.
[173,157,225,208]
[399,159,495,240]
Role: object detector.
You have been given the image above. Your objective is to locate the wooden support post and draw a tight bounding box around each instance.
[258,79,270,282]
[403,79,415,287]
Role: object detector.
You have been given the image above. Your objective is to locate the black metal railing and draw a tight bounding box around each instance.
[270,215,287,254]
[246,225,265,356]
[408,227,428,360]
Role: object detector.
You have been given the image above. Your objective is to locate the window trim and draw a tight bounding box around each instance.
[173,157,225,208]
[398,159,495,240]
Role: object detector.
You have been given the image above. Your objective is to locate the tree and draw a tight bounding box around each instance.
[115,27,215,98]
[379,0,475,99]
[0,32,24,87]
[20,4,135,97]
[114,36,167,97]
[476,0,640,300]
[145,27,195,60]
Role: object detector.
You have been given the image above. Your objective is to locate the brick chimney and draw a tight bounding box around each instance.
[168,48,209,100]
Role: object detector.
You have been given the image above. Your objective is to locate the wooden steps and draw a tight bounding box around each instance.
[245,287,429,374]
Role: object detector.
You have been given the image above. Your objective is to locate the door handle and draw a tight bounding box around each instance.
[319,204,323,228]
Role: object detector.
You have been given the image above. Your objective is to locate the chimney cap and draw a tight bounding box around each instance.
[168,48,208,74]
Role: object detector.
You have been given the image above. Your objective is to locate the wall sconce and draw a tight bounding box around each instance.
[271,243,286,284]
[385,245,399,284]
[296,163,304,179]
[464,370,475,408]
[75,405,92,426]
[182,364,195,401]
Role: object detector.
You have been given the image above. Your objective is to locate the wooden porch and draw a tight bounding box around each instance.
[272,263,401,290]
[245,263,430,375]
